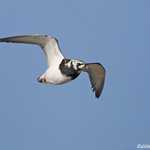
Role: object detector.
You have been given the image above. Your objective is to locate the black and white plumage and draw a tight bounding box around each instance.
[0,34,105,98]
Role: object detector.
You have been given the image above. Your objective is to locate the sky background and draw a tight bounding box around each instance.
[0,0,149,150]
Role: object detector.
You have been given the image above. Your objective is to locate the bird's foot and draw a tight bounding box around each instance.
[37,76,48,84]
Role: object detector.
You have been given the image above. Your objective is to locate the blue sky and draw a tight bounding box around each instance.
[0,0,149,149]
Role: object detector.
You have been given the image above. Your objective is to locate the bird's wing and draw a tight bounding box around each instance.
[0,34,64,66]
[82,63,105,98]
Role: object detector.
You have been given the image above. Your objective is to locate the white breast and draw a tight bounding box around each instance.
[43,39,71,84]
[46,66,71,85]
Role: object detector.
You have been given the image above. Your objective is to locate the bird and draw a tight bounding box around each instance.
[0,34,105,98]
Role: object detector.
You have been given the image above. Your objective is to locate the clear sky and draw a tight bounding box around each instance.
[0,0,149,150]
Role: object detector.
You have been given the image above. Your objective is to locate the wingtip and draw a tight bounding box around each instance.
[95,90,100,98]
[0,38,5,42]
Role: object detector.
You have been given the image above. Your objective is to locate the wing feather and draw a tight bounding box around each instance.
[0,34,64,66]
[83,63,105,98]
[0,34,50,46]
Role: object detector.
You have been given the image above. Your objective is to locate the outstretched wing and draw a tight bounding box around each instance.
[0,34,64,66]
[83,63,105,98]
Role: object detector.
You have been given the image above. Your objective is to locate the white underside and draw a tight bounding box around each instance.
[44,66,72,85]
[40,38,72,84]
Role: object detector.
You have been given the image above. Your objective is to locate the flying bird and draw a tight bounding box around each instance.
[0,35,105,98]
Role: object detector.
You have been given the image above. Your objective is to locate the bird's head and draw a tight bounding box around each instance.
[63,59,85,71]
